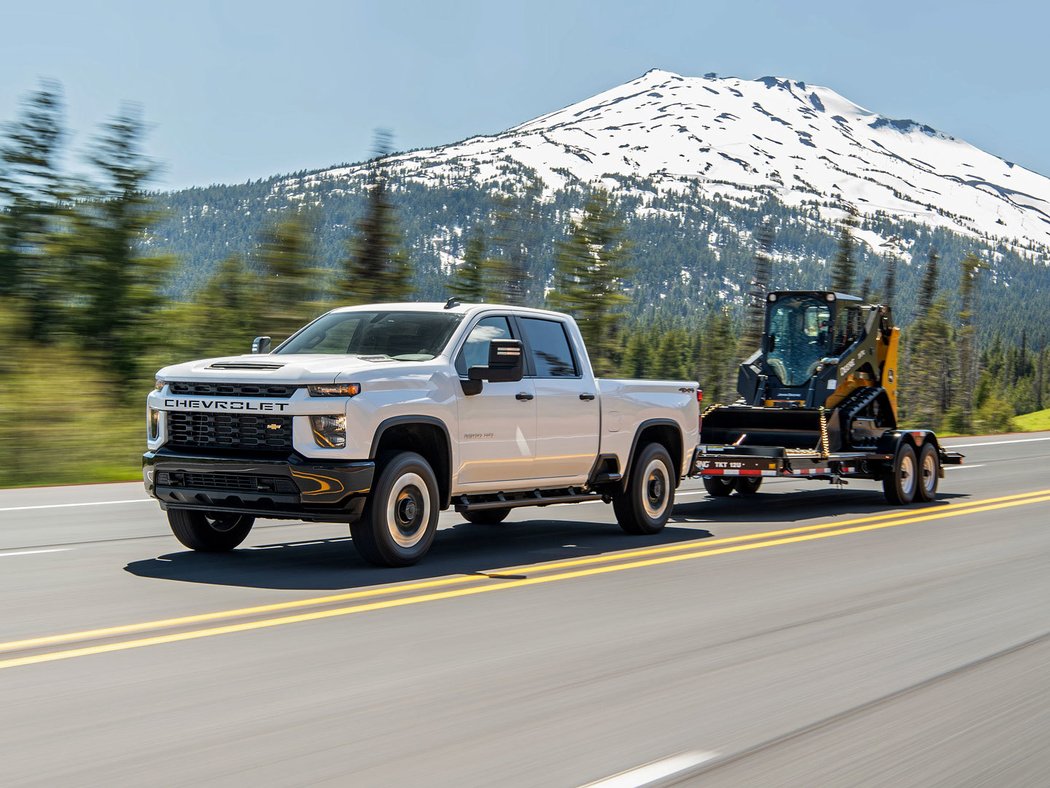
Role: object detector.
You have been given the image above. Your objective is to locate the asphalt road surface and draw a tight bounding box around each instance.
[1,433,1049,786]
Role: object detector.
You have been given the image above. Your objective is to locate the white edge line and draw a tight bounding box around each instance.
[583,751,718,787]
[945,464,986,470]
[0,499,152,513]
[0,548,71,558]
[949,436,1050,448]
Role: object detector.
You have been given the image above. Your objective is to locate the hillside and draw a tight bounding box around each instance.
[152,69,1050,339]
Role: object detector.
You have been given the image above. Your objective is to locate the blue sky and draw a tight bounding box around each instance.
[1,0,1044,190]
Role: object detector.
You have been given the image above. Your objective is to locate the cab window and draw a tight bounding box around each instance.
[455,316,512,376]
[520,318,579,378]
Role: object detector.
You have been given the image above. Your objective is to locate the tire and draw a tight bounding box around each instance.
[613,443,675,535]
[351,452,440,567]
[167,509,254,552]
[915,442,940,502]
[733,477,763,495]
[461,508,511,525]
[883,442,918,505]
[703,476,735,497]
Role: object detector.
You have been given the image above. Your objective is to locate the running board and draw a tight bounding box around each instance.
[454,489,600,512]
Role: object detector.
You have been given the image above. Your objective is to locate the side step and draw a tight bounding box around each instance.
[455,488,601,512]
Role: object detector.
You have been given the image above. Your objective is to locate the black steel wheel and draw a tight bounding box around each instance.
[733,477,763,495]
[703,477,735,497]
[168,510,255,552]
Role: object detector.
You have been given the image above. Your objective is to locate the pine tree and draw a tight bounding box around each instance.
[548,189,633,375]
[882,253,897,310]
[447,226,493,302]
[77,107,172,389]
[619,329,652,378]
[741,218,774,357]
[491,176,543,304]
[193,254,260,356]
[255,214,321,342]
[917,247,939,313]
[341,130,412,304]
[830,204,858,293]
[956,252,987,422]
[0,82,69,341]
[698,310,737,403]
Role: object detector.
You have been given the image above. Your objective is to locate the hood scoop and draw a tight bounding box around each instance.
[207,362,286,370]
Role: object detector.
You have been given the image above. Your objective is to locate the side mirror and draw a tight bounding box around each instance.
[468,339,524,384]
[252,336,272,354]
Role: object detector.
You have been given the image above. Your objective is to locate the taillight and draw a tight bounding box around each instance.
[697,389,704,405]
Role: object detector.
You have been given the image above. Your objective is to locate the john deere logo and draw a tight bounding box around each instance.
[266,423,282,431]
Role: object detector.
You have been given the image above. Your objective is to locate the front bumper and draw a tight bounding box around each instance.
[142,448,375,522]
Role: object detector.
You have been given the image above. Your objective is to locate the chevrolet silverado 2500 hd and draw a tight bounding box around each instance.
[144,302,699,566]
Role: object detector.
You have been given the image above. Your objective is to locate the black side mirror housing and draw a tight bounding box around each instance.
[252,336,272,354]
[467,339,525,384]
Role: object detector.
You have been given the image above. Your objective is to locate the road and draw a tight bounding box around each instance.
[1,433,1048,786]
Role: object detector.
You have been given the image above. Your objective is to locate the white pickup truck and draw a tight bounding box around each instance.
[144,302,699,566]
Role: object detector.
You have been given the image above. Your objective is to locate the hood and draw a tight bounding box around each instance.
[157,353,432,386]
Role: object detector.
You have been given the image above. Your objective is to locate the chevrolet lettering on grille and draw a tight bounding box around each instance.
[162,398,291,412]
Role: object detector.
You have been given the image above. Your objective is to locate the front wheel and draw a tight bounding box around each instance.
[351,452,440,567]
[613,443,675,535]
[883,443,918,505]
[168,510,255,552]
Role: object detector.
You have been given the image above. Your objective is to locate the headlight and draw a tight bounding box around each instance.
[310,415,347,448]
[154,378,166,391]
[308,383,360,397]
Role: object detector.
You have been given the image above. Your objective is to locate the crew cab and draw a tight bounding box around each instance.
[144,302,699,566]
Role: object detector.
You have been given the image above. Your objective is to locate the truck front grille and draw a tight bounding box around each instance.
[167,412,293,451]
[156,471,297,494]
[169,381,296,398]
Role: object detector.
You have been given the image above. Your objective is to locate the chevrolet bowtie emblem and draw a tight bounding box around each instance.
[266,423,282,431]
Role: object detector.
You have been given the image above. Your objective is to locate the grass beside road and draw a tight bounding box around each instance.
[1014,408,1050,432]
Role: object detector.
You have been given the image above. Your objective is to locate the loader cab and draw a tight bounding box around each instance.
[738,291,866,408]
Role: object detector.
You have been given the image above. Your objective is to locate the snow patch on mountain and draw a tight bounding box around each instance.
[290,69,1050,256]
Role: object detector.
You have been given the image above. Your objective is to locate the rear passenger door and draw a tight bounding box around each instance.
[517,317,600,483]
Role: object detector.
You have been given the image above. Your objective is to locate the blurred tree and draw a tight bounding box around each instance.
[882,253,897,311]
[956,252,987,424]
[548,189,633,375]
[830,204,858,293]
[916,247,939,313]
[619,328,653,378]
[341,130,412,304]
[740,218,774,359]
[0,82,69,341]
[491,175,543,304]
[697,309,737,403]
[76,107,172,391]
[447,226,495,302]
[255,214,322,343]
[192,254,260,356]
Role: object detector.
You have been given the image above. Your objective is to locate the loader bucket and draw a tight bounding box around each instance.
[701,406,839,452]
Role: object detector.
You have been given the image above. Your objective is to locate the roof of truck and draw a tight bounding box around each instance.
[327,302,572,319]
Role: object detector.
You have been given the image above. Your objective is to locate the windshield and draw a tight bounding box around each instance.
[766,295,832,386]
[275,311,463,360]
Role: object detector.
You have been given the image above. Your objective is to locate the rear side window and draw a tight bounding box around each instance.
[456,316,512,376]
[520,318,578,378]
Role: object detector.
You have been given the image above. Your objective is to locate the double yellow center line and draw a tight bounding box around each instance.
[2,488,1048,671]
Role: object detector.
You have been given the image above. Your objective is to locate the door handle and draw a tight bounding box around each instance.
[516,392,534,401]
[579,392,596,401]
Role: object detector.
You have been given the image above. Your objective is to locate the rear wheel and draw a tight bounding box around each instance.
[703,477,735,497]
[613,443,675,535]
[167,510,254,552]
[733,477,763,495]
[461,508,511,525]
[916,442,940,502]
[883,443,918,505]
[351,452,439,567]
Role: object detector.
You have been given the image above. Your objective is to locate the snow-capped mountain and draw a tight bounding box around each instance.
[300,69,1050,258]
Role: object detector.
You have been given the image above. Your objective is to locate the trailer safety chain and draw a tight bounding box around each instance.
[818,406,830,458]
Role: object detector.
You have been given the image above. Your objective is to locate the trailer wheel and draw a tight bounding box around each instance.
[883,443,918,505]
[916,442,940,502]
[702,477,735,497]
[613,442,675,535]
[351,452,439,567]
[734,477,763,495]
[461,508,511,525]
[168,510,254,552]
